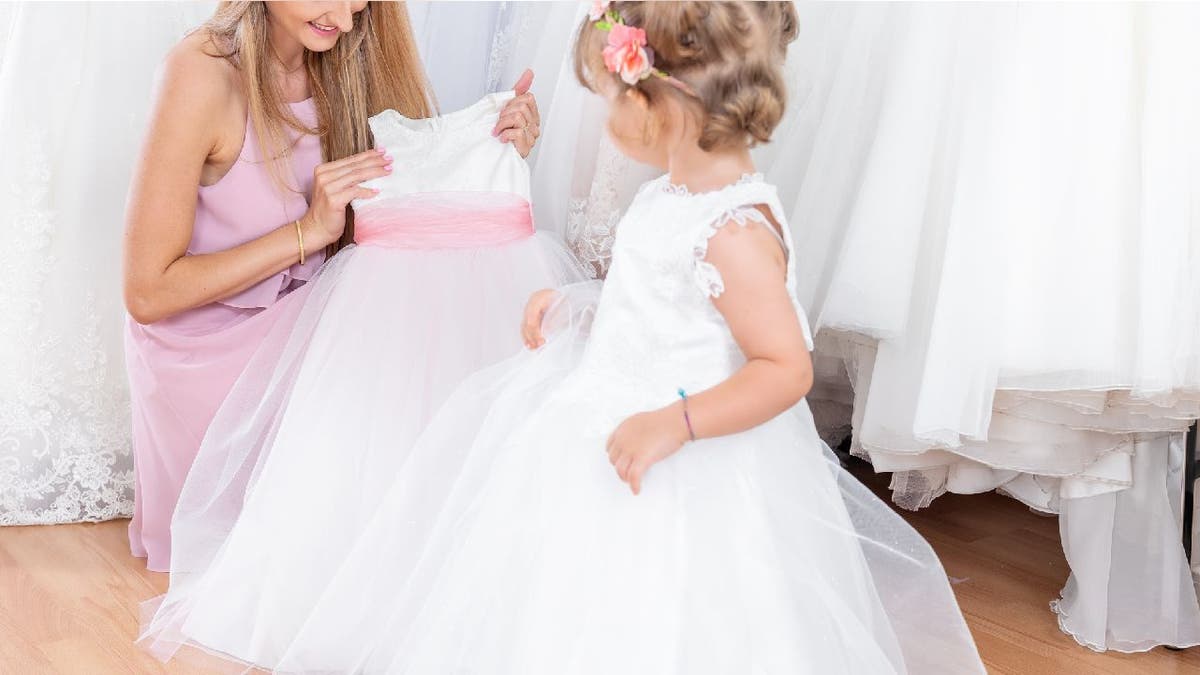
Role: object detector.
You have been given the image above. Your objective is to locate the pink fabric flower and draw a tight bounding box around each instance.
[589,0,611,21]
[602,23,653,85]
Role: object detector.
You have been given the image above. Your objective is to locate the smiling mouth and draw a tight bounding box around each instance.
[309,21,338,35]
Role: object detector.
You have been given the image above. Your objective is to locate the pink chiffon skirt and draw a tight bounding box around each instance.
[124,287,312,572]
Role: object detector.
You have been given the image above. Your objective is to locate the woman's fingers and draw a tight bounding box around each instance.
[500,128,535,157]
[493,92,539,135]
[493,108,530,136]
[513,90,540,126]
[328,163,392,194]
[344,186,380,203]
[511,68,534,96]
[316,148,388,176]
[322,153,392,187]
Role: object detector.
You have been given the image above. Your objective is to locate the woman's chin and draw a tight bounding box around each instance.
[300,26,341,52]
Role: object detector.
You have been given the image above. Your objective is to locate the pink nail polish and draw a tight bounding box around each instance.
[385,164,393,172]
[376,148,386,154]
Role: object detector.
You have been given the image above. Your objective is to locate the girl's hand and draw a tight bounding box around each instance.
[521,288,559,349]
[606,406,689,495]
[301,149,391,248]
[494,69,540,158]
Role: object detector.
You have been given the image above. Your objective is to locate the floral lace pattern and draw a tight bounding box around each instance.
[564,136,629,279]
[486,2,529,95]
[0,132,134,525]
[692,205,775,299]
[661,172,765,198]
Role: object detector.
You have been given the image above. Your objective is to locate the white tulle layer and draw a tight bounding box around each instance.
[138,234,587,669]
[140,285,982,674]
[771,3,1200,652]
[772,2,1200,505]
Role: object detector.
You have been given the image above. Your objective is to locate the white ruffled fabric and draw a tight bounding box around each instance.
[0,1,213,525]
[766,2,1200,651]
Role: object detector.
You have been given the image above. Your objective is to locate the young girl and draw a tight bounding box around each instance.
[143,2,983,672]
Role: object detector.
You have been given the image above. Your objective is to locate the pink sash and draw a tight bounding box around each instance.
[354,192,534,250]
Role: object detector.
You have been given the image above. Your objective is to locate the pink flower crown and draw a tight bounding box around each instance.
[589,1,697,96]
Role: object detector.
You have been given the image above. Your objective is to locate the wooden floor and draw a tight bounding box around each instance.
[2,477,1200,674]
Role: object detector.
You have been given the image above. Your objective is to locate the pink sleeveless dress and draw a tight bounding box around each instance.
[124,99,326,572]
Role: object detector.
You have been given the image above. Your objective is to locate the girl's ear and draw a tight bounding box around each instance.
[623,86,651,110]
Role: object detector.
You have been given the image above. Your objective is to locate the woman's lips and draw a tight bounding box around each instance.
[309,21,338,37]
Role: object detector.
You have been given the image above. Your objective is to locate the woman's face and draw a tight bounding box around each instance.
[265,1,368,53]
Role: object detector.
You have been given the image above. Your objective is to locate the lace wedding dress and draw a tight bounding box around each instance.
[0,1,213,525]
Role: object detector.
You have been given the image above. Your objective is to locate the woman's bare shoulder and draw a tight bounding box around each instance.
[157,29,239,113]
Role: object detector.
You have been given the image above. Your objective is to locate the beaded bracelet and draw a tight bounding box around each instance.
[677,388,697,442]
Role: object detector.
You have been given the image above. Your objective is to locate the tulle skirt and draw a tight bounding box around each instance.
[142,285,983,674]
[138,233,586,668]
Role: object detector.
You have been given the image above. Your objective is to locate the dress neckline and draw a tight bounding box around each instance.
[660,172,765,197]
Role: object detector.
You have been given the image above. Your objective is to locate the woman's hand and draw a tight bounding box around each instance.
[301,148,392,248]
[494,69,540,158]
[606,406,689,495]
[521,288,560,349]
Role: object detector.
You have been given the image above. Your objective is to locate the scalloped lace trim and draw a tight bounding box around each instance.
[692,205,773,298]
[663,172,765,198]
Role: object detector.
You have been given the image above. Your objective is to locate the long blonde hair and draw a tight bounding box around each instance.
[203,1,433,246]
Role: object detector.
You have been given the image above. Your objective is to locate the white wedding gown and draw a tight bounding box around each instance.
[0,1,213,524]
[144,169,983,673]
[767,2,1200,652]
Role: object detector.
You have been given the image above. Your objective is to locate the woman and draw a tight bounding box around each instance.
[121,0,541,572]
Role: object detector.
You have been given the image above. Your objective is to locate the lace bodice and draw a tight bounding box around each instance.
[577,174,814,399]
[355,91,530,205]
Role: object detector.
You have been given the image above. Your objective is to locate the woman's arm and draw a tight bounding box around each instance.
[122,39,388,324]
[606,209,813,494]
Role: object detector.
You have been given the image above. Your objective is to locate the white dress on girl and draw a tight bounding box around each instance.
[153,172,983,673]
[138,91,587,666]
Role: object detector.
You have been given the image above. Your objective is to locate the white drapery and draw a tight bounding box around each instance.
[0,2,213,525]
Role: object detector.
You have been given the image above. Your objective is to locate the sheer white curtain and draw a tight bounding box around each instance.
[774,2,1200,652]
[0,2,213,525]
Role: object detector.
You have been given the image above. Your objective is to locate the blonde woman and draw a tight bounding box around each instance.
[121,1,541,572]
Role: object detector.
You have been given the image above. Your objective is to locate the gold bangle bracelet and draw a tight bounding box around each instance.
[294,219,306,266]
